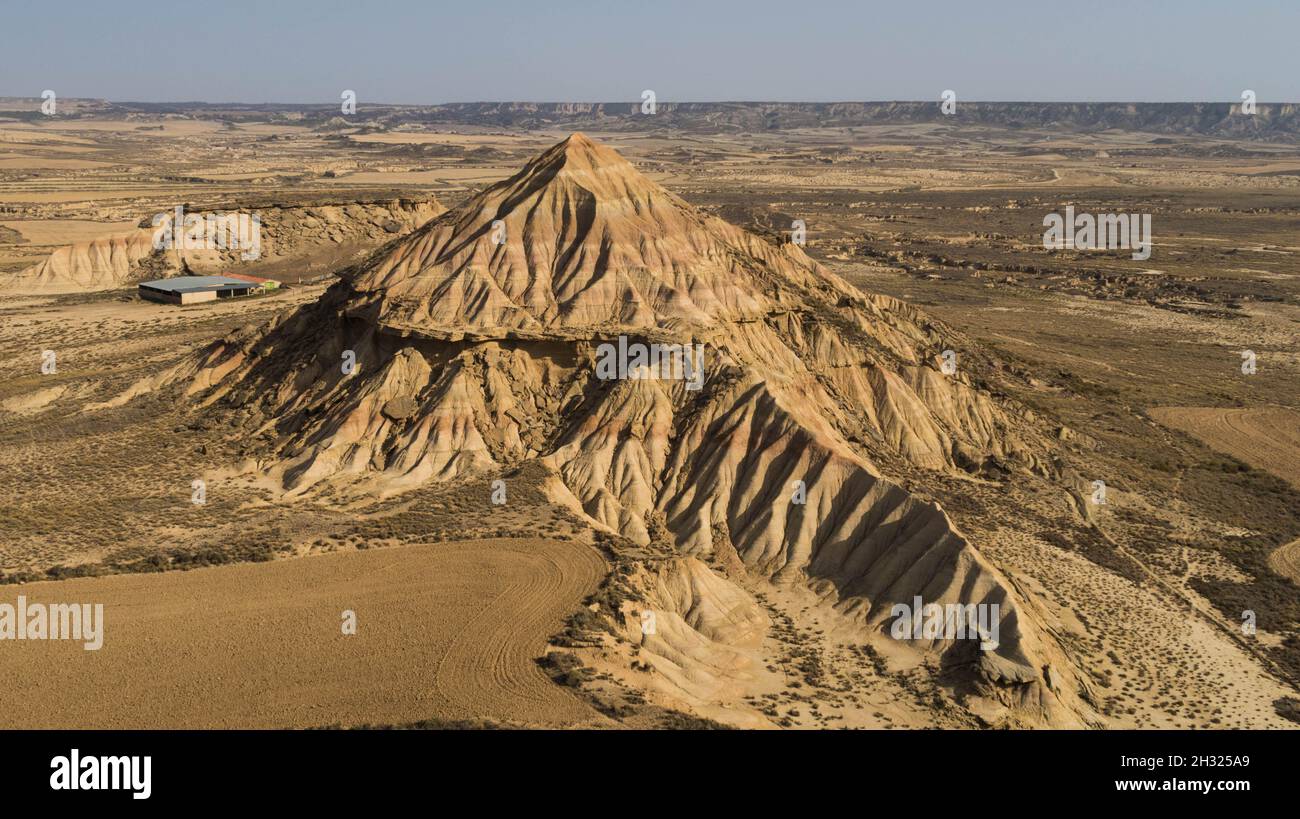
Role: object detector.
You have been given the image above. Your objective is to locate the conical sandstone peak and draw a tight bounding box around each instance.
[115,133,1053,491]
[529,131,640,178]
[124,133,1054,494]
[346,133,844,338]
[104,132,1093,727]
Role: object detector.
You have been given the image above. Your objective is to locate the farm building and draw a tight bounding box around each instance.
[138,275,277,305]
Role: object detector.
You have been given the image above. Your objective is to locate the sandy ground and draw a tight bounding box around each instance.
[0,219,138,245]
[1149,406,1300,489]
[983,526,1296,728]
[0,538,607,729]
[0,157,116,170]
[1268,539,1300,586]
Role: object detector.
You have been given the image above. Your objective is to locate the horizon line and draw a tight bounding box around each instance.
[2,97,1294,107]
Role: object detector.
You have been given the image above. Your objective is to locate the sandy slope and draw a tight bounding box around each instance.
[0,538,607,729]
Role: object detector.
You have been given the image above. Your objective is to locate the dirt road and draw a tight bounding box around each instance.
[0,538,607,728]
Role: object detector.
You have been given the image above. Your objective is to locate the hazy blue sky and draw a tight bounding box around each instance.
[2,0,1297,104]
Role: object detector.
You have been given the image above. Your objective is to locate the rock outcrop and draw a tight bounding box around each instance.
[5,196,444,293]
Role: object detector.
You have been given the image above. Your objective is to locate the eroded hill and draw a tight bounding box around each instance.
[105,133,1112,727]
[4,195,444,293]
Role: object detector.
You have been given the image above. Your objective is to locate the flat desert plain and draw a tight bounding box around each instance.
[0,538,606,729]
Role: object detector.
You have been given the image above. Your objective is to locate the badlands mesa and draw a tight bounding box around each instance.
[1,105,1298,730]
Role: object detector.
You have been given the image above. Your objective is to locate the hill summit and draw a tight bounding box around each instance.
[347,131,812,335]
